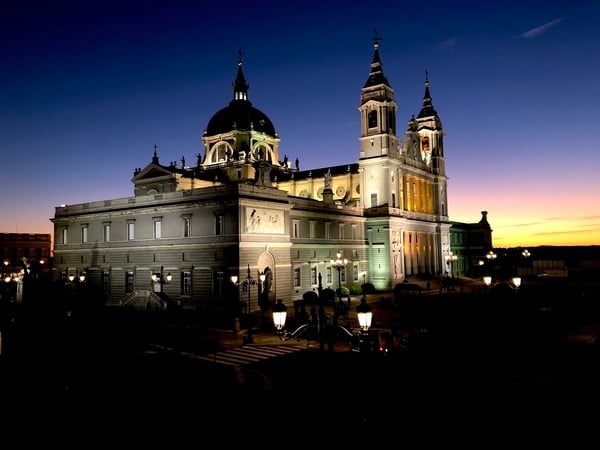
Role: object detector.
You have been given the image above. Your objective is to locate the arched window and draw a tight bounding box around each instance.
[368,110,378,128]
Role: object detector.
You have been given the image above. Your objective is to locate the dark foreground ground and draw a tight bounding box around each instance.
[1,289,599,445]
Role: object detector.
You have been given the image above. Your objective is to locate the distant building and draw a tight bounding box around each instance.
[51,38,486,315]
[449,211,494,277]
[0,232,52,302]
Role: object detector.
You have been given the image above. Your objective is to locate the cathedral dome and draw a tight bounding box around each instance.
[205,54,276,137]
[206,100,276,136]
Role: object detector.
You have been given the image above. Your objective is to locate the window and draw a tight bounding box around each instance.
[153,218,162,239]
[324,222,331,239]
[183,216,191,238]
[392,193,396,208]
[351,224,357,240]
[353,264,359,282]
[102,271,110,294]
[62,228,68,244]
[182,271,191,295]
[210,142,229,164]
[103,223,111,242]
[368,110,377,128]
[127,222,135,240]
[338,223,345,240]
[213,270,225,296]
[310,221,316,239]
[81,225,88,243]
[311,266,317,285]
[125,271,134,293]
[215,215,223,235]
[293,267,301,287]
[293,220,299,238]
[371,193,378,208]
[326,266,332,284]
[341,267,346,283]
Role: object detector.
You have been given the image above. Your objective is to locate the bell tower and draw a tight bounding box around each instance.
[358,33,400,162]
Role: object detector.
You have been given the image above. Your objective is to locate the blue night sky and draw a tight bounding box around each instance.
[2,0,599,247]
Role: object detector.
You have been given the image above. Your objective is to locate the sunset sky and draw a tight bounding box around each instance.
[2,0,599,248]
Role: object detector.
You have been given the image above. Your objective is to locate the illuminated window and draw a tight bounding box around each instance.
[183,216,191,237]
[311,266,317,285]
[182,271,191,295]
[62,228,68,244]
[127,222,135,240]
[293,267,301,287]
[81,225,88,243]
[103,222,111,242]
[215,215,223,235]
[153,218,162,239]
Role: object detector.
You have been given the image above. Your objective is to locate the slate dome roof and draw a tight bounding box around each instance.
[206,100,276,136]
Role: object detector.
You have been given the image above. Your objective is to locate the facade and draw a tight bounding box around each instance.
[448,211,494,278]
[0,233,52,302]
[51,39,481,314]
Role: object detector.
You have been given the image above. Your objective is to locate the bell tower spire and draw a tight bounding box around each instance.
[358,31,399,161]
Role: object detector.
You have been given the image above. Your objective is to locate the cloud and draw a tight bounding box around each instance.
[520,17,564,39]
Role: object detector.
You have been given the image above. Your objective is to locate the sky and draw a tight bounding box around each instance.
[2,0,599,249]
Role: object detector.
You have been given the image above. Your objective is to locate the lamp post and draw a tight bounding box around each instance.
[231,264,258,344]
[151,265,172,293]
[447,251,458,279]
[272,298,288,334]
[360,271,367,286]
[331,252,348,308]
[272,297,375,353]
[152,266,172,311]
[512,276,522,291]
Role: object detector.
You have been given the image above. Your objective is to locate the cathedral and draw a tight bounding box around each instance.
[51,38,490,315]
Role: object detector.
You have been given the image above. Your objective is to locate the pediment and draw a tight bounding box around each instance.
[133,164,174,182]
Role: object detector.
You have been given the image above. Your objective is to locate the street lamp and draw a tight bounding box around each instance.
[272,298,288,333]
[231,264,259,344]
[360,271,367,286]
[271,298,374,352]
[331,252,348,307]
[356,296,373,331]
[447,251,458,279]
[512,277,522,291]
[151,265,172,293]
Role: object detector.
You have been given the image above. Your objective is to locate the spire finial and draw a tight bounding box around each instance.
[373,28,382,48]
[238,49,243,66]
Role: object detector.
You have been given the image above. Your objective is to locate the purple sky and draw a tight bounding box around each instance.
[2,0,599,247]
